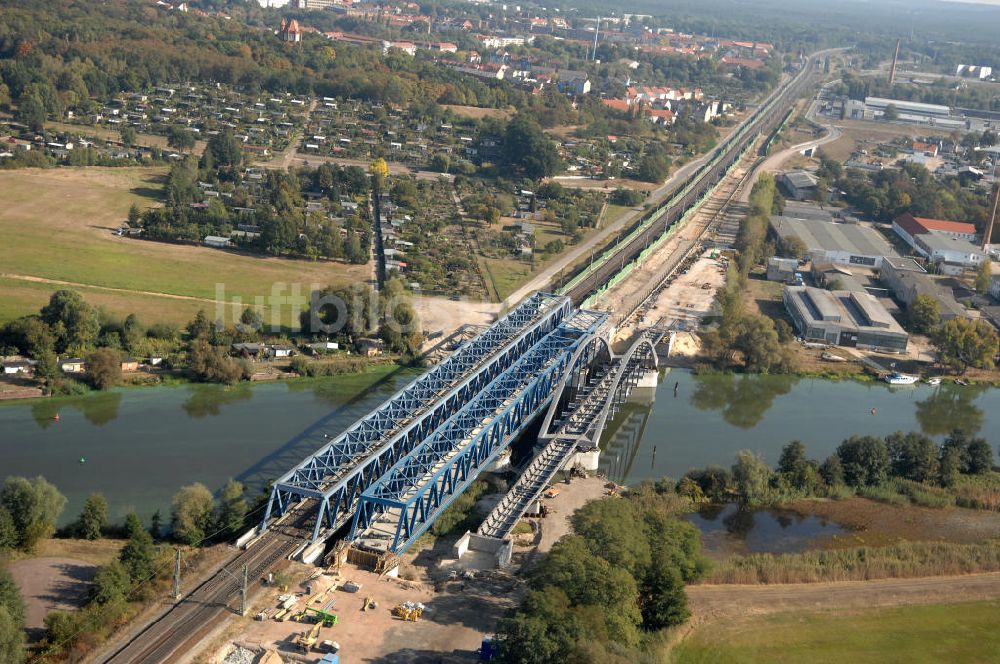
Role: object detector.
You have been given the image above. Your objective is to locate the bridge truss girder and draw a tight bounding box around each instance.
[348,310,607,554]
[263,293,571,541]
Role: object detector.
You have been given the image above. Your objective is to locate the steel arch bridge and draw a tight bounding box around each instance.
[475,330,662,541]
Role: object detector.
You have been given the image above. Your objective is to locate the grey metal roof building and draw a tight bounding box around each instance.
[771,215,899,268]
[779,170,819,199]
[783,286,908,353]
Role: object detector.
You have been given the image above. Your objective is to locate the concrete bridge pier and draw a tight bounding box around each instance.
[561,367,660,472]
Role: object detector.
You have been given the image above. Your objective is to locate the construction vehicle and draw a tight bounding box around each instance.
[295,622,322,652]
[392,602,424,621]
[304,606,338,627]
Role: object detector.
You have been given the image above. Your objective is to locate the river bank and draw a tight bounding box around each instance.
[0,364,415,526]
[599,368,1000,486]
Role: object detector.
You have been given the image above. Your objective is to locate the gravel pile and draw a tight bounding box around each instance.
[223,646,257,664]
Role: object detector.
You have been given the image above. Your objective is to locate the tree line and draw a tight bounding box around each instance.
[0,473,254,662]
[700,174,797,374]
[0,280,424,395]
[680,430,996,509]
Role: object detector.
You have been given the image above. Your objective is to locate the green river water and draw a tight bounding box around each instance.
[1,367,996,528]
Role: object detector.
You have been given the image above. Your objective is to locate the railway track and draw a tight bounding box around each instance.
[613,155,759,330]
[559,53,824,306]
[611,154,761,328]
[100,507,313,664]
[97,50,831,664]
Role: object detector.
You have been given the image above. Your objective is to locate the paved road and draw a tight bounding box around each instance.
[740,77,844,203]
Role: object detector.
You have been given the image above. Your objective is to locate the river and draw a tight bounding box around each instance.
[0,367,415,526]
[598,369,1000,485]
[2,367,997,528]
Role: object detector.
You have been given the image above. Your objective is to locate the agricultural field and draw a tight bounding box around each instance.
[673,600,1000,664]
[0,167,368,325]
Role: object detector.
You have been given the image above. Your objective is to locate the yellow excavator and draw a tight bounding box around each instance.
[295,621,322,651]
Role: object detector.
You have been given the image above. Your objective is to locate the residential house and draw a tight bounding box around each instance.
[203,235,232,249]
[232,342,263,358]
[60,358,86,373]
[308,341,339,354]
[358,338,385,357]
[556,70,591,96]
[2,360,34,375]
[269,345,295,358]
[279,18,303,43]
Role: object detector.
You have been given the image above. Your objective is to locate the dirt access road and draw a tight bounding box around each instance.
[688,573,1000,626]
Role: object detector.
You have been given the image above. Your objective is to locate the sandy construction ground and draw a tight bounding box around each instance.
[625,250,728,336]
[219,563,514,664]
[412,296,501,346]
[9,557,97,640]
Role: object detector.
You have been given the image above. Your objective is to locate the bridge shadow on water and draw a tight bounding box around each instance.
[231,366,413,495]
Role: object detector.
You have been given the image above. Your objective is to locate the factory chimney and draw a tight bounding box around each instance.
[888,38,901,86]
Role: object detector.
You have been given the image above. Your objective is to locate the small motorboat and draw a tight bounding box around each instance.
[955,379,969,386]
[884,372,919,385]
[926,377,942,386]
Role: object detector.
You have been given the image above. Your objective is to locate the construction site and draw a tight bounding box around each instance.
[204,477,612,664]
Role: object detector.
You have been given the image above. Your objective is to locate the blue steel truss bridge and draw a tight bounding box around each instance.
[257,290,667,567]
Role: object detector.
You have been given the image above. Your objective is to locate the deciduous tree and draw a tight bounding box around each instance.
[836,436,889,487]
[171,483,214,545]
[214,479,247,537]
[119,514,156,582]
[932,318,999,373]
[85,348,122,390]
[77,492,108,540]
[0,476,67,551]
[0,568,25,664]
[732,449,772,505]
[907,294,940,334]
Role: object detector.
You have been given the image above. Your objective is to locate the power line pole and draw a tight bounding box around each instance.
[172,548,182,601]
[592,17,601,62]
[985,180,1000,254]
[241,564,249,617]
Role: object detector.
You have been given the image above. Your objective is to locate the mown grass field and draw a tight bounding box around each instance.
[673,600,1000,664]
[0,167,368,325]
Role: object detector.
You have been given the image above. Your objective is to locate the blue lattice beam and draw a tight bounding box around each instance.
[348,310,607,554]
[263,293,572,540]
